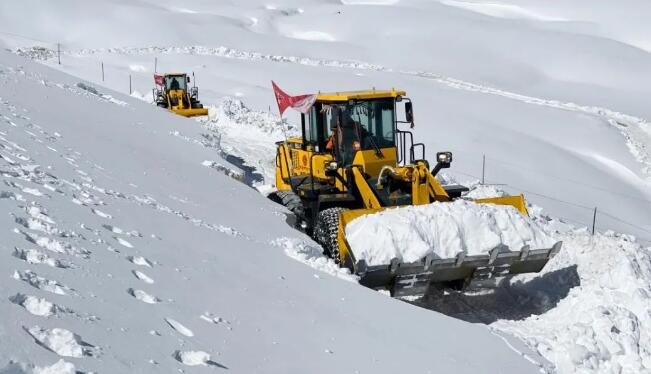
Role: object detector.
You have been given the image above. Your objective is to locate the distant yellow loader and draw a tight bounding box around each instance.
[153,72,208,117]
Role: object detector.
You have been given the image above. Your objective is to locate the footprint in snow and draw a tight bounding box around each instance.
[127,288,160,304]
[165,318,194,337]
[91,208,112,219]
[174,350,227,369]
[127,255,153,267]
[132,270,154,284]
[10,293,64,317]
[114,237,133,248]
[12,248,73,269]
[12,270,73,295]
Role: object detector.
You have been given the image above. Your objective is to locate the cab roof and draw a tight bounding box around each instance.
[163,72,188,77]
[316,89,406,102]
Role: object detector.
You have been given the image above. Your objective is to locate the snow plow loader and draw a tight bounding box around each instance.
[153,72,208,117]
[272,89,561,297]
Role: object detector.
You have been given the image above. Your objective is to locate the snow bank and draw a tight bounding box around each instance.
[493,229,651,373]
[346,199,555,265]
[201,97,296,185]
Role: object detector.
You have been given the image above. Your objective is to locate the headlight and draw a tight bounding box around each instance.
[326,161,338,171]
[436,151,452,163]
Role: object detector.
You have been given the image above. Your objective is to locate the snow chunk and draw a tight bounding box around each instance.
[270,237,357,281]
[346,200,555,265]
[25,327,89,358]
[174,350,211,366]
[33,359,76,374]
[128,288,160,304]
[127,255,153,267]
[132,270,154,284]
[165,318,194,337]
[10,294,57,317]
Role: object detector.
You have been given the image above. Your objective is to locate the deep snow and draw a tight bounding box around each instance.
[0,50,544,373]
[2,1,651,373]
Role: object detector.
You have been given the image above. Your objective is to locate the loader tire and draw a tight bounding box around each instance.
[273,190,304,218]
[314,207,347,265]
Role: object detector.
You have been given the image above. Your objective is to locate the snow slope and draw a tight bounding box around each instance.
[0,51,544,373]
[2,1,651,373]
[2,0,648,240]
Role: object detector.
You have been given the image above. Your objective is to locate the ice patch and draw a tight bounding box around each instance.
[346,200,556,265]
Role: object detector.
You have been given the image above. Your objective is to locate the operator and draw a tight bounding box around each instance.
[170,77,180,90]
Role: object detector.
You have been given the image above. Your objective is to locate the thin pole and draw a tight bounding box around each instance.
[481,154,486,184]
[154,57,157,73]
[57,43,61,65]
[101,62,104,82]
[592,207,598,235]
[129,74,132,94]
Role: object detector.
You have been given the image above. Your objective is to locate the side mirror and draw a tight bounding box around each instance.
[186,76,191,83]
[405,102,414,124]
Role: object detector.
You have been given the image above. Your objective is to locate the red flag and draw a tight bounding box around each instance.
[272,81,316,116]
[154,74,164,86]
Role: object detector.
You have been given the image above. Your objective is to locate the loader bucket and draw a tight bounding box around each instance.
[336,199,561,297]
[355,241,562,297]
[474,194,529,216]
[172,108,209,117]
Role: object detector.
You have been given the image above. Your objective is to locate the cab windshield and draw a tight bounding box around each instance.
[324,98,395,165]
[165,75,186,91]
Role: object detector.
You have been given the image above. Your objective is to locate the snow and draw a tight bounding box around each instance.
[346,199,555,265]
[32,360,76,374]
[9,294,57,317]
[25,327,88,358]
[165,318,194,337]
[174,350,211,366]
[1,0,651,373]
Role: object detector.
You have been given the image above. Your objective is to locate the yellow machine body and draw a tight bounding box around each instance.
[155,73,208,117]
[272,89,559,296]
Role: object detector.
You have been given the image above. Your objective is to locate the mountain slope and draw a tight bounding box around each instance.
[0,50,543,373]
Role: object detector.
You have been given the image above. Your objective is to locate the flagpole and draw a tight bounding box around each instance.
[272,82,295,189]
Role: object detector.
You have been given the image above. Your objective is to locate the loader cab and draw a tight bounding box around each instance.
[301,90,405,172]
[164,74,188,92]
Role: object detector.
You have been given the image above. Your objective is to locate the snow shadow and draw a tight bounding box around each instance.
[222,153,264,187]
[410,265,580,324]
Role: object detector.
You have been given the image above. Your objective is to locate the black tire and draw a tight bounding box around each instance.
[314,207,347,264]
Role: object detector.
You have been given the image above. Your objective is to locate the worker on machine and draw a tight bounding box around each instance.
[170,77,181,90]
[326,109,365,165]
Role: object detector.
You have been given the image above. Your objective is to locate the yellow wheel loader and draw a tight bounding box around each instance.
[153,72,209,117]
[271,89,561,297]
